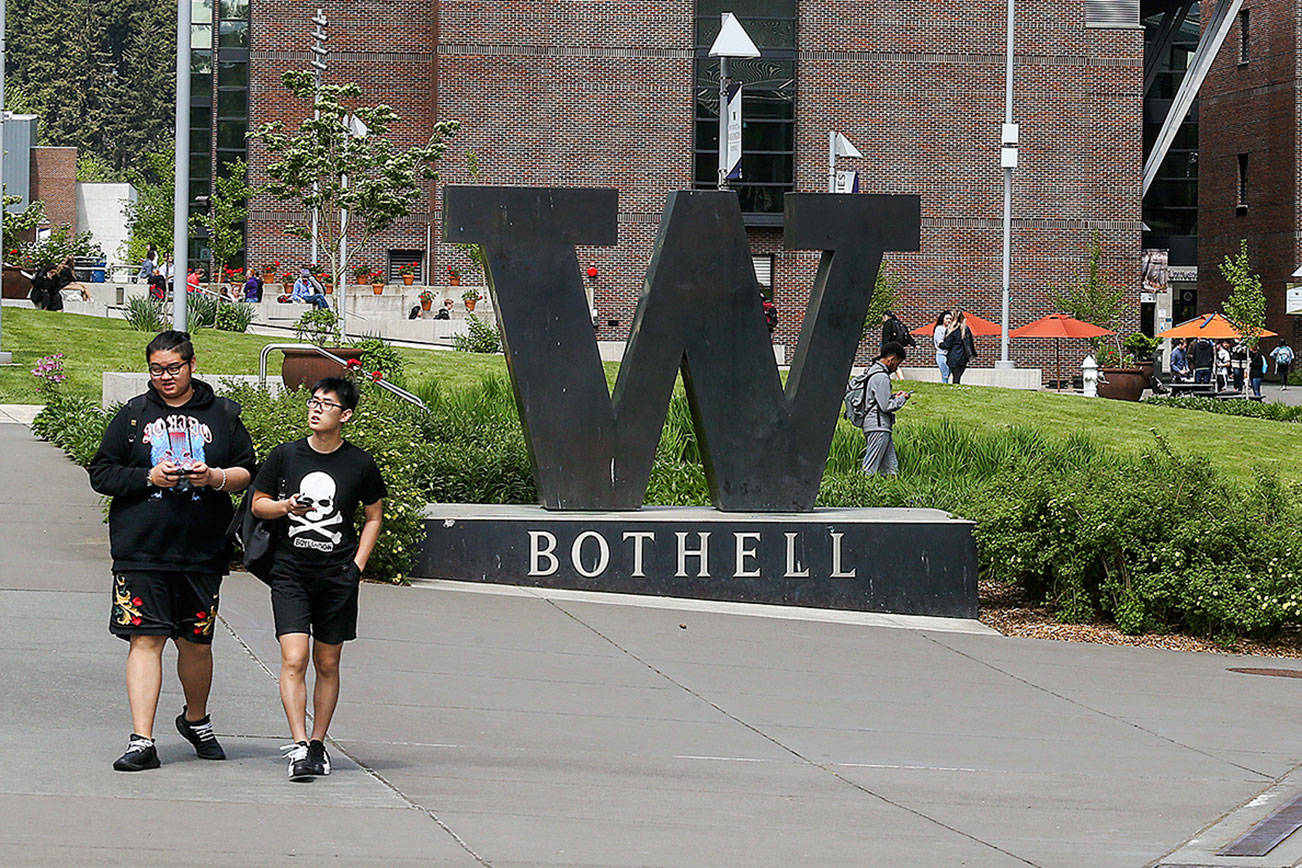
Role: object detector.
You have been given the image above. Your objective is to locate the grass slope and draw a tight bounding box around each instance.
[3,307,1298,483]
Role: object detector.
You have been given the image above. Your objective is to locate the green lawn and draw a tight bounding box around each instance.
[3,307,1298,483]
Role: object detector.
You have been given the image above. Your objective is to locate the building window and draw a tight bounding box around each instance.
[693,1,796,222]
[1238,10,1250,63]
[752,254,774,298]
[1237,153,1248,211]
[388,251,425,284]
[1085,0,1139,28]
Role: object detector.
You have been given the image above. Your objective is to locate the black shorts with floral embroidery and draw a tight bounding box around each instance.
[110,571,222,644]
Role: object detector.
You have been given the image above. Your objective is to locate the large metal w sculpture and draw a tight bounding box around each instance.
[442,186,921,512]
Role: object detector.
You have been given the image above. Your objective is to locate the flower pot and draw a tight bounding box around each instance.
[2,264,32,299]
[402,275,415,286]
[323,283,333,294]
[449,274,461,286]
[420,299,432,311]
[372,283,384,295]
[355,277,368,286]
[280,347,365,391]
[464,298,477,312]
[1097,367,1147,402]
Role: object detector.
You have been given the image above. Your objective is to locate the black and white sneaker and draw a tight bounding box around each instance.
[282,742,312,782]
[306,739,332,777]
[113,734,160,771]
[176,708,226,760]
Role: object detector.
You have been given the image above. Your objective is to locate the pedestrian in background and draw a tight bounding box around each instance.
[1249,345,1267,398]
[1169,338,1191,382]
[1271,342,1293,389]
[138,245,158,283]
[940,312,976,384]
[851,342,911,475]
[291,267,329,310]
[1230,340,1248,392]
[1191,337,1214,384]
[932,310,952,383]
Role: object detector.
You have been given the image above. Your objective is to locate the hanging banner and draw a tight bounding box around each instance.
[834,170,859,193]
[726,82,743,181]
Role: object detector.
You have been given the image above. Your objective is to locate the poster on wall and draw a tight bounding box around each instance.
[1141,249,1169,294]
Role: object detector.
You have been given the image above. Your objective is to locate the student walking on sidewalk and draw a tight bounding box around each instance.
[88,330,257,771]
[251,376,385,781]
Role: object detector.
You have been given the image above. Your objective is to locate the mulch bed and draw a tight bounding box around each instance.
[977,580,1302,658]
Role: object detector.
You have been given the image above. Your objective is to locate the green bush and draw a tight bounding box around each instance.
[213,300,255,333]
[1144,395,1302,423]
[186,292,219,329]
[452,313,502,353]
[356,336,405,385]
[122,295,167,332]
[294,308,340,345]
[32,393,111,466]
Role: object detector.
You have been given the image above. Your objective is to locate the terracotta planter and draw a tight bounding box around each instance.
[402,275,415,286]
[323,283,333,294]
[449,274,461,286]
[1097,367,1147,402]
[355,276,368,286]
[371,283,384,295]
[420,299,432,311]
[280,347,365,391]
[2,265,32,299]
[464,298,477,312]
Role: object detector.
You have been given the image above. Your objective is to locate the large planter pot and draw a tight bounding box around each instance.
[1097,367,1147,402]
[323,282,333,294]
[355,276,368,286]
[464,298,477,312]
[1136,360,1155,383]
[449,274,461,286]
[402,275,415,286]
[371,283,384,295]
[2,264,32,300]
[420,299,432,312]
[280,347,365,391]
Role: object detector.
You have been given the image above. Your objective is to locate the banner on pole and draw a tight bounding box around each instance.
[834,170,859,193]
[725,82,742,180]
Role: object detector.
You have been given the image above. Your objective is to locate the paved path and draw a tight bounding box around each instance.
[4,421,1302,866]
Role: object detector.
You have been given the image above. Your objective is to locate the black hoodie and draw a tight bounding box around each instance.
[88,379,257,573]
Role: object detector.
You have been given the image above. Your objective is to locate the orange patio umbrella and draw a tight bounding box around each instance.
[910,311,1003,337]
[1009,314,1116,392]
[1156,312,1277,341]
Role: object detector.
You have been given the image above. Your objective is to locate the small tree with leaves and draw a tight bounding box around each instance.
[1219,239,1267,350]
[249,70,459,296]
[1051,230,1129,355]
[861,263,904,340]
[190,158,254,293]
[3,194,46,263]
[123,148,175,262]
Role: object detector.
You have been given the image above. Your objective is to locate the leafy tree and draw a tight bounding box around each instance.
[452,150,488,280]
[1220,239,1267,350]
[123,148,175,262]
[1051,230,1129,353]
[3,195,46,261]
[190,158,254,290]
[249,70,459,296]
[861,264,904,340]
[76,152,125,183]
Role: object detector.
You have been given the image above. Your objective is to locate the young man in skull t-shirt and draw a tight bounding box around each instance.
[251,376,385,780]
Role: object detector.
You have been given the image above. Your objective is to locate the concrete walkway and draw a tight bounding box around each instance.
[4,420,1302,866]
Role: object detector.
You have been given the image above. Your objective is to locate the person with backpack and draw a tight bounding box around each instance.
[1271,342,1294,390]
[939,313,977,384]
[845,342,911,475]
[250,376,386,781]
[87,330,258,771]
[1249,346,1267,398]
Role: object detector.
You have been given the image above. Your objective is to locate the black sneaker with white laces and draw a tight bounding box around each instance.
[113,734,160,771]
[176,708,226,760]
[305,739,332,777]
[283,741,313,781]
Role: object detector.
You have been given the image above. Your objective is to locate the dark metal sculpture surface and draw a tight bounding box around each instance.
[443,185,920,512]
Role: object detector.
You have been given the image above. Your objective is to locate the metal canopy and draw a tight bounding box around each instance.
[1142,0,1244,196]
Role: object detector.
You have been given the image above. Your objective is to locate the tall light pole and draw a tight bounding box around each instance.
[708,12,759,190]
[308,9,327,265]
[997,0,1018,368]
[171,0,192,330]
[0,0,12,365]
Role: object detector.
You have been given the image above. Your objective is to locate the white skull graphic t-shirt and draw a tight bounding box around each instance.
[252,438,387,579]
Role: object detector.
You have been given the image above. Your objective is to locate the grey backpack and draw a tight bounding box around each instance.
[843,372,873,426]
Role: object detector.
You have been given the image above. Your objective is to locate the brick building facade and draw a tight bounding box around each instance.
[238,2,1144,364]
[29,147,79,237]
[1198,0,1302,347]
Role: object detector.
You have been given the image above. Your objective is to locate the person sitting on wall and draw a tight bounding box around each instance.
[433,298,453,320]
[1168,338,1191,383]
[28,263,66,311]
[147,268,168,301]
[290,268,329,310]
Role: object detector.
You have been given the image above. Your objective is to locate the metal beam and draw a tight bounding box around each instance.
[1143,0,1243,196]
[1142,2,1193,96]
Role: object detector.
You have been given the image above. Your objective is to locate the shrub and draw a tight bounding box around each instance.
[356,336,405,384]
[186,292,219,329]
[1144,395,1302,423]
[123,295,167,332]
[31,393,111,466]
[214,301,255,333]
[294,308,340,345]
[452,313,501,353]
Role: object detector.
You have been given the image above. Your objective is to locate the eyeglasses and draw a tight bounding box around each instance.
[306,397,343,412]
[148,362,189,378]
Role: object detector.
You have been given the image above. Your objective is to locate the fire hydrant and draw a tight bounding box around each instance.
[1082,354,1099,397]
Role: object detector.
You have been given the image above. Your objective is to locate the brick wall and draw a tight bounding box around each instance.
[248,1,1144,370]
[1198,0,1301,347]
[29,147,78,234]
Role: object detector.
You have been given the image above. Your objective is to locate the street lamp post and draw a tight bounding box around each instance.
[309,9,328,265]
[0,0,12,365]
[171,0,192,330]
[997,0,1018,369]
[708,12,759,191]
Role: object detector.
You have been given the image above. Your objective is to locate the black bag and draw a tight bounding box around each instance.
[226,492,277,585]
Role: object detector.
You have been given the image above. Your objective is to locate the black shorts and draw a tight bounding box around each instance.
[110,571,222,644]
[270,564,360,645]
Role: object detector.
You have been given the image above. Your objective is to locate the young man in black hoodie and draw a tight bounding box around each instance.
[88,330,258,771]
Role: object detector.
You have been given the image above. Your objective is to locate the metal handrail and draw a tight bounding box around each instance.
[257,342,426,409]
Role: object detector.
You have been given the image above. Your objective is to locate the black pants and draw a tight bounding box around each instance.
[950,364,967,384]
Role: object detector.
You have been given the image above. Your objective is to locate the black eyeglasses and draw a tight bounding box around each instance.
[306,397,343,412]
[148,362,189,378]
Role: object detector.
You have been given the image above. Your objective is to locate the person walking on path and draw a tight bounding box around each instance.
[940,313,977,384]
[1272,343,1294,390]
[291,267,329,310]
[87,330,257,772]
[932,310,953,383]
[1250,346,1267,398]
[851,342,911,476]
[1191,337,1214,385]
[250,376,386,781]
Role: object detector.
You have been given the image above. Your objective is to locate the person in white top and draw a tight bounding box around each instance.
[932,310,953,384]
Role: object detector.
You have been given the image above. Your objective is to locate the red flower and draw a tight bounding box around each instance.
[131,616,142,626]
[371,371,383,381]
[132,597,143,606]
[196,611,207,619]
[347,358,362,369]
[194,626,203,634]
